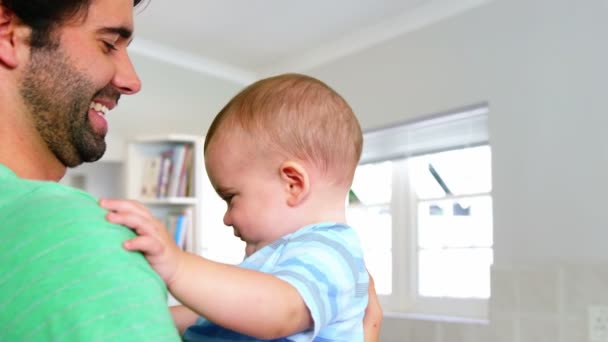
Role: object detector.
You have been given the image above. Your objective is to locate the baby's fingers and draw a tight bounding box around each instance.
[100,198,149,216]
[123,236,163,255]
[105,210,160,237]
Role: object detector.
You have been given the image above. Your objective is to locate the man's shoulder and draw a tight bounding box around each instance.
[1,177,104,220]
[20,177,96,202]
[0,176,179,341]
[0,177,133,262]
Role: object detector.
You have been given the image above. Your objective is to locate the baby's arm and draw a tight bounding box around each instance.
[170,305,198,335]
[173,252,312,338]
[101,198,312,339]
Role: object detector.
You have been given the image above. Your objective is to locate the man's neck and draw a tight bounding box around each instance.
[0,115,66,181]
[0,144,67,181]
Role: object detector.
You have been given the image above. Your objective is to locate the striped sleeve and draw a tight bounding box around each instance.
[271,225,368,340]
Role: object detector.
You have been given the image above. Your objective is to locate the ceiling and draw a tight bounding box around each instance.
[104,0,491,152]
[130,0,491,83]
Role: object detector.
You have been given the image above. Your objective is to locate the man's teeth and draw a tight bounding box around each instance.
[89,102,109,116]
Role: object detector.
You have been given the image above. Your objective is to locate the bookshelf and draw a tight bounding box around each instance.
[125,135,204,307]
[125,134,247,305]
[126,134,204,253]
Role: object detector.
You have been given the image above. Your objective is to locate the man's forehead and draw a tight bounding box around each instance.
[79,0,135,32]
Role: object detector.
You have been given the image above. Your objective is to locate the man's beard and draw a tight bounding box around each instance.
[19,44,116,167]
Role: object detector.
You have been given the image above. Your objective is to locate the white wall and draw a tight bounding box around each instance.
[306,0,608,266]
[302,1,608,339]
[82,1,607,339]
[108,54,244,139]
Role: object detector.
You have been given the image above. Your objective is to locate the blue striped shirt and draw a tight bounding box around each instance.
[183,222,368,342]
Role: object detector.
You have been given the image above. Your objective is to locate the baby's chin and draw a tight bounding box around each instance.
[245,244,257,257]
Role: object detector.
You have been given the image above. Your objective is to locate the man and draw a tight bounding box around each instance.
[0,0,182,340]
[0,0,382,340]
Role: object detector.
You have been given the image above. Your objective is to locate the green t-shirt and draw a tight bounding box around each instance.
[0,164,180,341]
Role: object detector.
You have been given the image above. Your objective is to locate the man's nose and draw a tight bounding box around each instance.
[112,50,141,95]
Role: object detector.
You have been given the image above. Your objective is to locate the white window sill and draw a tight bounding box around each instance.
[383,311,489,325]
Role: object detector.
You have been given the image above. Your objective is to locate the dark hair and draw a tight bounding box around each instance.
[2,0,145,48]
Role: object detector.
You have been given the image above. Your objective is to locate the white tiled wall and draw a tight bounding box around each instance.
[380,264,607,342]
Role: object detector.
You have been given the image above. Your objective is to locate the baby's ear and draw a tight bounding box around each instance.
[279,161,310,207]
[0,5,21,69]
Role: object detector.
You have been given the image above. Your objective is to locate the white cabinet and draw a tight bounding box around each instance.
[126,134,205,307]
[125,134,204,256]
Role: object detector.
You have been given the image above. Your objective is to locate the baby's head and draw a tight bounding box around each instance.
[204,74,362,254]
[204,73,362,189]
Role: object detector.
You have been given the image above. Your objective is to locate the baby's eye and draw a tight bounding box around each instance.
[222,194,234,204]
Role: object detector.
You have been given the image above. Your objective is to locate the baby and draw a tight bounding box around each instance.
[102,73,370,341]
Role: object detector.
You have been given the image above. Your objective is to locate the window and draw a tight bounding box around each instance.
[347,104,492,319]
[347,162,393,295]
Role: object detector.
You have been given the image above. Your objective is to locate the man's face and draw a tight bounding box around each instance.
[20,44,116,167]
[19,0,141,167]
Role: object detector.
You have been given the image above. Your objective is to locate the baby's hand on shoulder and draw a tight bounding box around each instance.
[99,198,184,285]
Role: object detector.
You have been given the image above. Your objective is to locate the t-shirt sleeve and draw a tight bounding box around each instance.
[0,187,180,341]
[270,227,369,339]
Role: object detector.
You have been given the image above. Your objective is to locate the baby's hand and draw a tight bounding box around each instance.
[99,198,184,286]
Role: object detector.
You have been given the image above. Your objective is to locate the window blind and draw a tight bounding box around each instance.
[360,104,489,164]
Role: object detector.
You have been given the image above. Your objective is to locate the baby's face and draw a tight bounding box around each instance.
[204,136,292,256]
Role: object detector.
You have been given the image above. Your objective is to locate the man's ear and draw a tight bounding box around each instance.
[0,5,20,69]
[279,161,310,207]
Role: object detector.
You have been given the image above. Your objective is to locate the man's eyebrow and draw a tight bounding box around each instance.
[97,26,133,40]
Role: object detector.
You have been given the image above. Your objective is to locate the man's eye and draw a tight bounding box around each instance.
[103,41,117,51]
[223,195,234,204]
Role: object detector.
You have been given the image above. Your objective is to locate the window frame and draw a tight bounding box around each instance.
[354,105,492,320]
[370,151,491,320]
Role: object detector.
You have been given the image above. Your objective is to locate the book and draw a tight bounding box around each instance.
[183,207,194,251]
[158,150,173,198]
[178,144,194,197]
[140,156,162,198]
[173,212,190,250]
[167,144,187,197]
